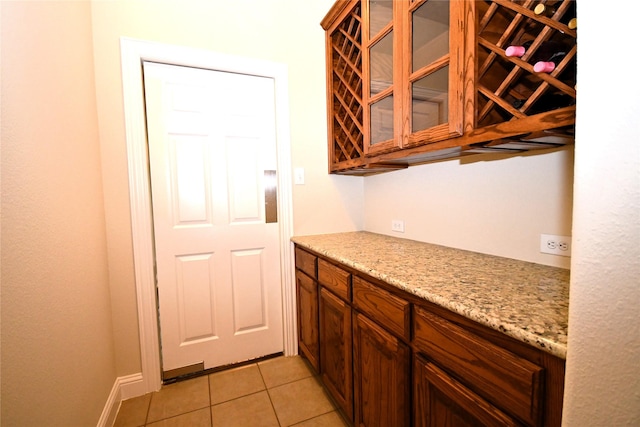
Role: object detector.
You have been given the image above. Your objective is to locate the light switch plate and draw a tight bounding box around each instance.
[294,167,305,185]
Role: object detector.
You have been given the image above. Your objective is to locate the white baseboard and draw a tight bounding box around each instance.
[97,379,121,427]
[97,373,145,427]
[118,372,146,400]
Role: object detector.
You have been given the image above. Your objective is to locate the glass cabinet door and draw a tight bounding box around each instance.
[365,0,397,153]
[364,0,464,156]
[406,0,464,146]
[411,0,449,134]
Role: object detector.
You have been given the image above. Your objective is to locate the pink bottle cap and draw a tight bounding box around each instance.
[505,46,526,57]
[534,61,556,73]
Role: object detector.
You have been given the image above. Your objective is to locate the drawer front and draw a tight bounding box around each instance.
[353,276,410,340]
[413,306,543,426]
[295,247,317,278]
[318,259,351,301]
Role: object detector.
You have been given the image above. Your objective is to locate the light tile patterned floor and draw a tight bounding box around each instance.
[114,356,350,427]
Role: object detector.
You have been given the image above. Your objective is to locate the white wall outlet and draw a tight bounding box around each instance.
[540,234,572,257]
[391,219,405,233]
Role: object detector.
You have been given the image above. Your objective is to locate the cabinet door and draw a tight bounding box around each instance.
[413,305,542,425]
[414,355,521,427]
[404,0,465,147]
[319,287,353,421]
[364,0,400,155]
[296,270,319,371]
[354,313,410,427]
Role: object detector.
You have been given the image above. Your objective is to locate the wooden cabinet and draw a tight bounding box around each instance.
[317,258,354,421]
[413,305,544,426]
[414,355,520,427]
[319,287,353,421]
[353,313,410,427]
[296,270,319,371]
[352,276,411,427]
[321,0,577,175]
[294,248,319,371]
[294,245,565,426]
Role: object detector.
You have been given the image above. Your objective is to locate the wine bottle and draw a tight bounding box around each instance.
[505,40,532,58]
[535,1,577,29]
[534,3,555,17]
[506,40,567,64]
[512,92,575,114]
[533,50,567,73]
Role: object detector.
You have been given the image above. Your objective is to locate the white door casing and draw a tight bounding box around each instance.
[120,38,296,394]
[144,62,283,375]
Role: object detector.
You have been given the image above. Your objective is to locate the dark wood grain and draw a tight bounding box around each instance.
[295,270,319,371]
[320,287,354,421]
[354,313,410,427]
[318,258,352,302]
[414,305,543,426]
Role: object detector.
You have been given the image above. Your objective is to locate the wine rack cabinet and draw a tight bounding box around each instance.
[321,0,365,172]
[321,0,578,175]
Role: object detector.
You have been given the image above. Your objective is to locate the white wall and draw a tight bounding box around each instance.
[364,148,573,268]
[563,2,640,425]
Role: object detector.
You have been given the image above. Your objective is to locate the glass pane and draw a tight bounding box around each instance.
[412,66,449,133]
[370,31,393,95]
[369,0,393,39]
[412,0,449,72]
[370,95,394,145]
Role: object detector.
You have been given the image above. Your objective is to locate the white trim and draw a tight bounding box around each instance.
[97,373,145,427]
[120,37,296,395]
[118,372,146,400]
[96,378,121,427]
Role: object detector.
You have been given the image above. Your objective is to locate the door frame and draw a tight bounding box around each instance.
[120,37,296,393]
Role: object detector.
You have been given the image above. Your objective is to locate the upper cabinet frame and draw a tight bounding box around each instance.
[322,0,578,175]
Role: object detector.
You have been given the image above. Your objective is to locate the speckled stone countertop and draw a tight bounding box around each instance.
[292,231,569,359]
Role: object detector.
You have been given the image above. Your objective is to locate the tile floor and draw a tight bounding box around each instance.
[114,355,350,427]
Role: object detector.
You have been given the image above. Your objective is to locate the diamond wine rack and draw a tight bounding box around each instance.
[475,0,577,128]
[326,2,364,168]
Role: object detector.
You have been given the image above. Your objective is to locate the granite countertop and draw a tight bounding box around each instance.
[292,231,569,359]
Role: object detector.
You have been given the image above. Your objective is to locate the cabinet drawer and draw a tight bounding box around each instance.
[413,305,543,426]
[353,276,410,340]
[318,259,351,301]
[295,247,317,278]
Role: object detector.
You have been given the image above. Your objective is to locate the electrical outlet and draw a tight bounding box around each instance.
[540,234,572,257]
[391,219,405,233]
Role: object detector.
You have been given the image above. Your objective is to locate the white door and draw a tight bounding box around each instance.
[143,61,283,379]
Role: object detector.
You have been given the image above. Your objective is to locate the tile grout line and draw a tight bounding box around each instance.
[257,362,284,426]
[207,373,213,427]
[144,391,152,426]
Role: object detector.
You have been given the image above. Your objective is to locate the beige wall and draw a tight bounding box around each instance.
[1,1,117,425]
